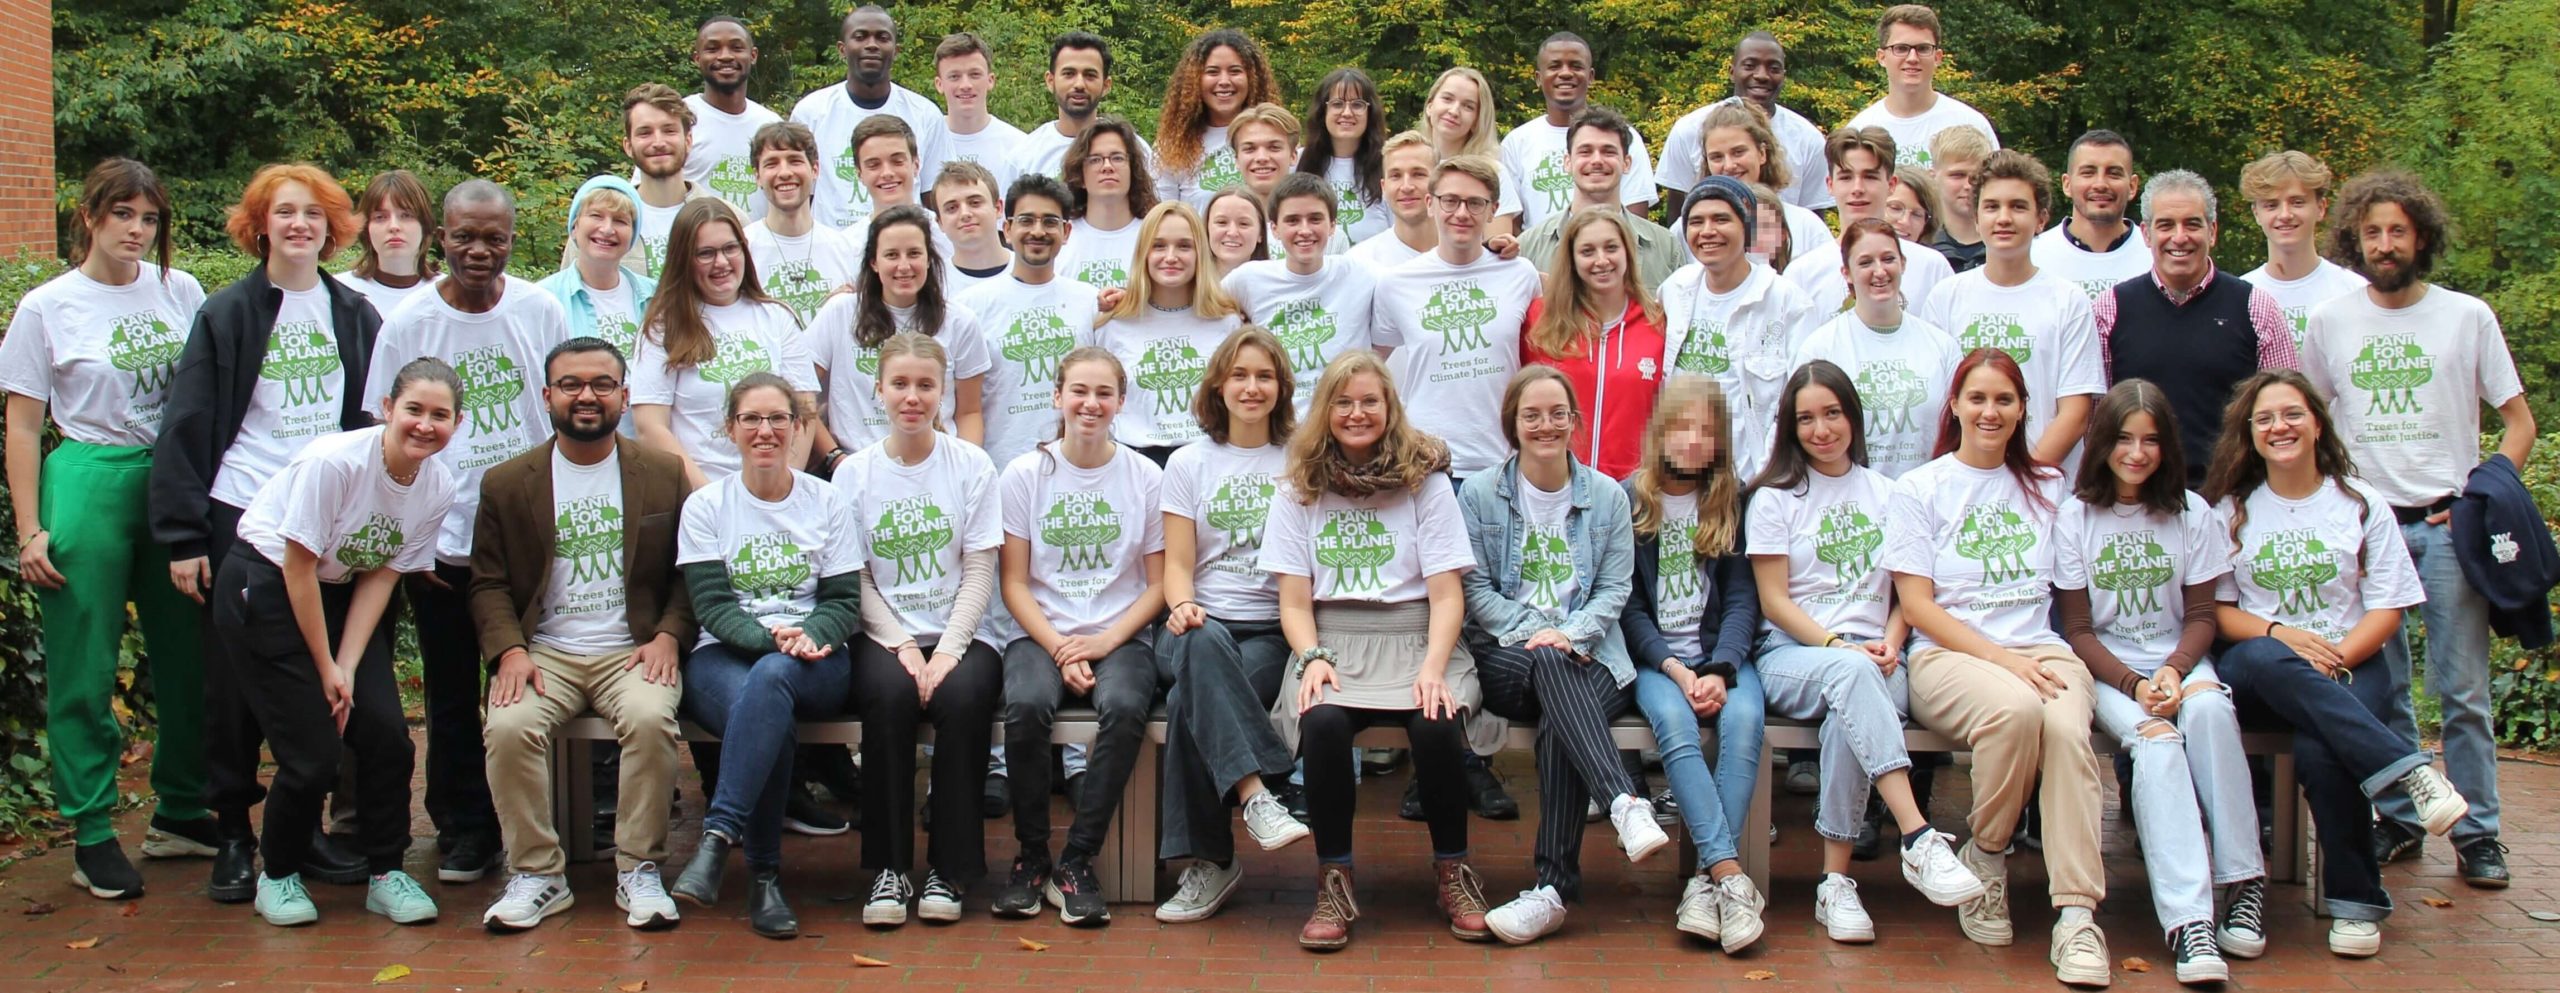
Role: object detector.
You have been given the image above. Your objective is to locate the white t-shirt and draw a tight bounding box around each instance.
[804,295,994,451]
[2214,477,2424,644]
[2301,286,2525,507]
[685,93,784,220]
[945,114,1028,204]
[1499,118,1658,228]
[579,274,643,356]
[676,469,865,651]
[1790,311,1963,478]
[1345,229,1427,269]
[1745,466,1895,642]
[1917,269,2105,455]
[635,199,682,281]
[1155,124,1238,212]
[945,257,1012,300]
[210,284,346,508]
[835,436,1005,649]
[1844,93,2000,169]
[628,299,819,479]
[1370,251,1544,476]
[1010,122,1160,186]
[363,276,571,563]
[1881,455,2070,651]
[999,445,1166,638]
[1100,305,1245,448]
[1659,262,1821,481]
[1222,259,1377,403]
[2029,224,2151,301]
[533,448,633,655]
[1651,499,1709,661]
[1319,156,1392,244]
[0,264,205,447]
[745,221,862,325]
[1656,97,1834,209]
[2053,492,2228,670]
[341,274,436,322]
[2242,258,2367,353]
[1162,439,1290,621]
[1512,475,1580,618]
[1783,236,1954,317]
[1260,474,1474,603]
[235,425,455,583]
[953,273,1103,468]
[1056,216,1141,290]
[788,82,954,230]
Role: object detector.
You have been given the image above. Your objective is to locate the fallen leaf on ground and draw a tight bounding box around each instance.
[616,981,647,992]
[371,963,410,984]
[1018,937,1049,952]
[120,903,140,917]
[1742,970,1776,981]
[19,899,56,915]
[852,954,891,967]
[65,937,99,949]
[2122,957,2150,973]
[2423,897,2455,908]
[2527,910,2560,922]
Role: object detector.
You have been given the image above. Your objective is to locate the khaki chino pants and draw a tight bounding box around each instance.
[484,644,683,875]
[1908,642,2104,910]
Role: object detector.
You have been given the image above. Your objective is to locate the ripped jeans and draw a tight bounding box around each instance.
[2089,658,2264,937]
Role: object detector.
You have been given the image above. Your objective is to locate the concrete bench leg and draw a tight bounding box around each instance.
[1101,735,1161,904]
[1744,743,1774,891]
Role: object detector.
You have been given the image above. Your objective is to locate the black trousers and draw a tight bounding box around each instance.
[1001,636,1159,861]
[1300,704,1470,861]
[407,561,497,847]
[199,499,266,831]
[852,637,1003,884]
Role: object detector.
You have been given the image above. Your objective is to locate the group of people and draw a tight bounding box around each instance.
[2,3,2530,989]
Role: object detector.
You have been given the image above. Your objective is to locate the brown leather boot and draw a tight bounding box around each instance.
[1298,864,1359,949]
[1434,858,1492,941]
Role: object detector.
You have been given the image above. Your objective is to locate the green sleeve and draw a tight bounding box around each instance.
[680,561,778,654]
[796,569,866,652]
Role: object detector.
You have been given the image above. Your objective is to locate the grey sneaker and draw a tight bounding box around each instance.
[1155,860,1242,924]
[1242,791,1311,851]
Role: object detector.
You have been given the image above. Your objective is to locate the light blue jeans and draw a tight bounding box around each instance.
[1632,662,1764,870]
[2089,658,2264,937]
[2371,519,2499,845]
[1754,632,1912,842]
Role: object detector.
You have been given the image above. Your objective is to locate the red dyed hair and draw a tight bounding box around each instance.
[224,163,360,259]
[1932,346,2058,513]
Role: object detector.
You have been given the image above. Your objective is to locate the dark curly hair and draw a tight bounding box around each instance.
[2324,169,2451,285]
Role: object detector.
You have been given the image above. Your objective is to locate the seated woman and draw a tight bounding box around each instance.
[2053,380,2263,986]
[1884,349,2112,988]
[668,372,865,939]
[2201,369,2469,960]
[1264,351,1488,950]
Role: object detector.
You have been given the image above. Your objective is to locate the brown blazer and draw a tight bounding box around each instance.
[469,436,696,660]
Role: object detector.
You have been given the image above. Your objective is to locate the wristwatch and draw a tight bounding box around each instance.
[1290,646,1339,678]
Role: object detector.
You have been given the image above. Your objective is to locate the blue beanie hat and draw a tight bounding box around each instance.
[1684,176,1758,249]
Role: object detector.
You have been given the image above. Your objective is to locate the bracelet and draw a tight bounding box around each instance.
[1822,633,1847,647]
[824,447,848,469]
[1290,646,1338,678]
[2266,620,2284,638]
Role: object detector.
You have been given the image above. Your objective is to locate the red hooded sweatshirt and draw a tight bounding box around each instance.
[1520,296,1666,479]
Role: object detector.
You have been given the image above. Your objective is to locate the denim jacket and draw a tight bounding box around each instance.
[1457,455,1637,687]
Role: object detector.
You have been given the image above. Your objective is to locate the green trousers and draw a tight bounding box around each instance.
[39,440,205,843]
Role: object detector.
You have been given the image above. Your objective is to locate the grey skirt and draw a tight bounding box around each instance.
[1269,599,1485,753]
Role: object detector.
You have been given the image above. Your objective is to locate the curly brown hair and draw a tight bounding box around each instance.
[2324,169,2451,284]
[1156,29,1283,175]
[2201,368,2365,545]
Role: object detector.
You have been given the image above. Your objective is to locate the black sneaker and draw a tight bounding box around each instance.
[72,839,144,900]
[1362,748,1408,776]
[981,774,1010,819]
[2457,839,2511,889]
[1398,777,1427,821]
[2373,818,2423,865]
[437,834,502,884]
[307,830,371,884]
[1046,855,1110,926]
[2170,919,2230,985]
[783,785,850,836]
[1273,779,1311,822]
[1463,757,1518,820]
[991,855,1049,919]
[1649,788,1681,826]
[142,813,220,858]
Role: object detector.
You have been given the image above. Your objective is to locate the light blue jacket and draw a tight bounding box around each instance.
[1457,455,1637,687]
[535,264,657,342]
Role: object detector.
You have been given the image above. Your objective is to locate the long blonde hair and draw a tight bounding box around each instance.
[1283,350,1444,503]
[1103,201,1241,322]
[1417,67,1500,160]
[1527,210,1664,359]
[1629,376,1741,558]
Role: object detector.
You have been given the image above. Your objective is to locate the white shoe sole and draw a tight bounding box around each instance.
[2053,961,2112,987]
[2418,798,2469,837]
[1674,906,1720,941]
[1904,863,1987,907]
[484,893,575,933]
[862,903,909,926]
[1485,914,1555,946]
[70,869,142,901]
[2176,957,2230,985]
[1719,912,1765,953]
[1250,820,1313,852]
[1621,828,1670,864]
[616,891,681,931]
[1814,905,1875,943]
[2217,928,2267,959]
[2330,931,2381,958]
[369,899,440,925]
[1961,913,2014,946]
[781,818,850,837]
[917,898,962,923]
[1155,872,1243,924]
[142,831,217,859]
[258,906,319,927]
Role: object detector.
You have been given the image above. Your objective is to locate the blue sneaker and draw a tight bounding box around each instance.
[255,873,318,927]
[365,870,440,924]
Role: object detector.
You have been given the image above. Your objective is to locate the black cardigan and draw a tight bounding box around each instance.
[1622,484,1761,681]
[148,265,382,561]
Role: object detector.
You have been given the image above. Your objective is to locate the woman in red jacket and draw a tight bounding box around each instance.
[1520,210,1665,478]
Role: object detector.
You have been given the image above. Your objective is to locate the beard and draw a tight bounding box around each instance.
[553,406,622,442]
[2364,253,2420,292]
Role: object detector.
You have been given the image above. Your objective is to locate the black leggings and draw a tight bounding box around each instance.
[1300,704,1470,862]
[851,637,1003,884]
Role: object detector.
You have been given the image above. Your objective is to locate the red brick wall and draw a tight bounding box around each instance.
[0,0,49,257]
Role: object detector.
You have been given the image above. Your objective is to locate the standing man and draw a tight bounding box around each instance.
[935,33,1026,203]
[954,174,1101,471]
[684,16,782,221]
[1500,32,1656,232]
[791,5,954,230]
[1918,150,2103,466]
[1783,127,1955,315]
[1845,5,2000,168]
[932,161,1015,297]
[1344,131,1439,268]
[362,180,572,884]
[2030,130,2149,300]
[1658,31,1832,218]
[2302,171,2528,889]
[2240,150,2367,351]
[2094,170,2297,487]
[1371,155,1544,481]
[1517,107,1688,288]
[742,122,862,325]
[624,83,743,280]
[1928,126,1993,273]
[839,115,957,263]
[474,337,695,933]
[1013,32,1149,183]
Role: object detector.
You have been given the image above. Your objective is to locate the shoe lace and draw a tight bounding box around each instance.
[2058,918,2106,961]
[1059,859,1100,895]
[622,862,666,895]
[922,871,959,900]
[1823,876,1865,914]
[2223,880,2265,935]
[2405,768,2451,805]
[1009,857,1048,887]
[870,871,910,903]
[1439,862,1489,915]
[1172,863,1222,905]
[274,874,311,903]
[1313,866,1360,925]
[2179,922,2221,961]
[378,870,430,904]
[1968,873,2010,921]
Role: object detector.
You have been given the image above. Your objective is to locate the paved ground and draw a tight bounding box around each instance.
[2,743,2554,992]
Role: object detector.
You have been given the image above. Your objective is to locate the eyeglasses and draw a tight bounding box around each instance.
[2249,408,2312,430]
[1434,194,1496,216]
[1329,397,1386,415]
[1009,213,1067,230]
[1518,409,1576,428]
[1326,99,1371,113]
[692,242,744,265]
[551,377,622,396]
[1882,43,1940,59]
[1085,152,1130,167]
[730,412,796,429]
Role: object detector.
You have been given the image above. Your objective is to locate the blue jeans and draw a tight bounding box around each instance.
[1632,662,1763,869]
[2219,636,2429,921]
[680,642,852,870]
[2371,519,2499,845]
[1754,631,1913,842]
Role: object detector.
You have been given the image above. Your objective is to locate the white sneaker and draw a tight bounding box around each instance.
[1242,792,1311,851]
[917,871,963,923]
[1813,874,1874,943]
[483,873,573,932]
[1155,860,1243,924]
[1609,795,1670,863]
[615,863,679,931]
[1957,844,2013,946]
[1716,873,1766,953]
[2329,919,2382,958]
[2401,765,2470,837]
[1900,829,1988,906]
[2050,916,2113,987]
[864,871,914,926]
[1674,873,1721,941]
[1485,885,1567,945]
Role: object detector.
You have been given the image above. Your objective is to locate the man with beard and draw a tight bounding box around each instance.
[470,337,698,932]
[624,83,744,280]
[683,16,782,220]
[1499,31,1656,232]
[361,181,573,884]
[2031,130,2150,300]
[1012,32,1153,184]
[742,121,861,324]
[1657,32,1833,218]
[790,5,954,230]
[954,174,1100,470]
[2301,170,2530,890]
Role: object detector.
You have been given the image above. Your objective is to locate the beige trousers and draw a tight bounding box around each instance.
[483,645,683,874]
[1908,642,2105,910]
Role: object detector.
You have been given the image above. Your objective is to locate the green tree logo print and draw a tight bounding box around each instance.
[2090,530,2175,613]
[1002,306,1079,382]
[1073,259,1126,288]
[1954,501,2038,585]
[1198,148,1242,196]
[2348,333,2434,415]
[453,344,526,437]
[640,236,669,280]
[1959,313,2033,364]
[1040,491,1122,571]
[108,313,185,395]
[1335,186,1366,228]
[260,321,341,406]
[596,310,640,356]
[730,532,812,600]
[555,495,625,583]
[1267,298,1338,372]
[872,497,956,584]
[335,513,404,572]
[1420,280,1498,352]
[1815,501,1884,582]
[1134,338,1206,418]
[1205,473,1277,549]
[1518,528,1574,611]
[767,260,830,320]
[1313,509,1395,596]
[699,331,773,385]
[1657,519,1701,602]
[1853,360,1925,436]
[1674,316,1731,376]
[2250,528,2337,616]
[2283,306,2312,352]
[707,157,758,208]
[1531,153,1572,212]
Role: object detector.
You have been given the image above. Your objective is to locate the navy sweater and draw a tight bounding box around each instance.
[1621,485,1761,680]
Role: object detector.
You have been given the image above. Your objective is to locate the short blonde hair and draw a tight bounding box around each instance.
[578,187,637,225]
[1381,129,1433,162]
[1226,102,1301,149]
[2238,150,2337,202]
[1432,153,1501,200]
[1877,4,1942,45]
[1928,125,1994,169]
